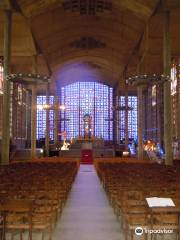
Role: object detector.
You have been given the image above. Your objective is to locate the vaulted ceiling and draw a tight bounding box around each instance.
[0,0,180,92]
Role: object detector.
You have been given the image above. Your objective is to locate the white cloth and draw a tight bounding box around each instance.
[146,197,175,207]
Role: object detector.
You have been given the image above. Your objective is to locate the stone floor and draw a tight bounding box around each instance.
[52,164,123,240]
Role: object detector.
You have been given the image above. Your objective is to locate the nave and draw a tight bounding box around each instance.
[0,0,180,239]
[52,164,123,240]
[1,159,180,240]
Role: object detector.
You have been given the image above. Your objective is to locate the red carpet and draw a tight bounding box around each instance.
[81,150,93,164]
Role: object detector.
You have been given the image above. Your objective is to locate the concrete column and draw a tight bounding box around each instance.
[149,89,153,139]
[119,96,122,141]
[157,87,163,145]
[54,95,59,145]
[31,85,37,159]
[31,56,38,159]
[125,86,129,150]
[163,10,173,165]
[45,84,50,156]
[177,67,180,141]
[113,89,116,144]
[26,90,31,148]
[137,85,144,160]
[1,10,12,165]
[142,93,145,142]
[116,95,119,145]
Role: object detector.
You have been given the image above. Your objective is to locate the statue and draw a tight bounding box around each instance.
[83,114,92,139]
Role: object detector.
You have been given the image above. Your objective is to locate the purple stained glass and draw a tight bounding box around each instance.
[119,96,137,141]
[60,81,113,140]
[36,96,54,140]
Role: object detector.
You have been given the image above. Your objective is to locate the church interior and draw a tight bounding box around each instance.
[0,0,180,239]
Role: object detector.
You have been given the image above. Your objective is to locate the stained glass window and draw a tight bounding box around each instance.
[60,81,113,140]
[13,84,27,140]
[152,85,156,106]
[37,96,54,140]
[119,96,137,141]
[171,63,177,95]
[17,84,23,105]
[171,59,180,139]
[0,59,3,95]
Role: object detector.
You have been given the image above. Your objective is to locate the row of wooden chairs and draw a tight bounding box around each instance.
[0,160,79,240]
[96,160,180,240]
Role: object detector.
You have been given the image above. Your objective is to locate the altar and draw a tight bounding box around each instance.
[72,136,104,148]
[59,113,113,163]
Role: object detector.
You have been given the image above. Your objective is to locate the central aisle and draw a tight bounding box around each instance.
[52,165,124,240]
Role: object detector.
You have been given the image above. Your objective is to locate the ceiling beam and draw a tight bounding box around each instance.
[118,0,153,19]
[137,24,149,73]
[121,0,161,77]
[23,17,52,76]
[17,0,61,18]
[32,36,52,76]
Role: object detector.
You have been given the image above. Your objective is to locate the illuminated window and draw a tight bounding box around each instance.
[0,59,3,94]
[13,83,27,140]
[60,81,113,140]
[171,63,177,95]
[171,59,180,139]
[152,85,156,106]
[37,96,54,140]
[119,96,137,141]
[17,84,23,105]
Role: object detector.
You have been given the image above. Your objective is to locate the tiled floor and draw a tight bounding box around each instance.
[52,165,124,240]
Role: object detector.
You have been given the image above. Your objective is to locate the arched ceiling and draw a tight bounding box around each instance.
[18,0,154,87]
[0,0,180,92]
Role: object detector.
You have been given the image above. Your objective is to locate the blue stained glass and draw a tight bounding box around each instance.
[119,96,137,140]
[36,83,113,141]
[60,81,113,140]
[36,96,54,140]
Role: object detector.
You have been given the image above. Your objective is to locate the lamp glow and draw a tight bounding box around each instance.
[123,151,129,157]
[37,105,44,110]
[59,105,66,110]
